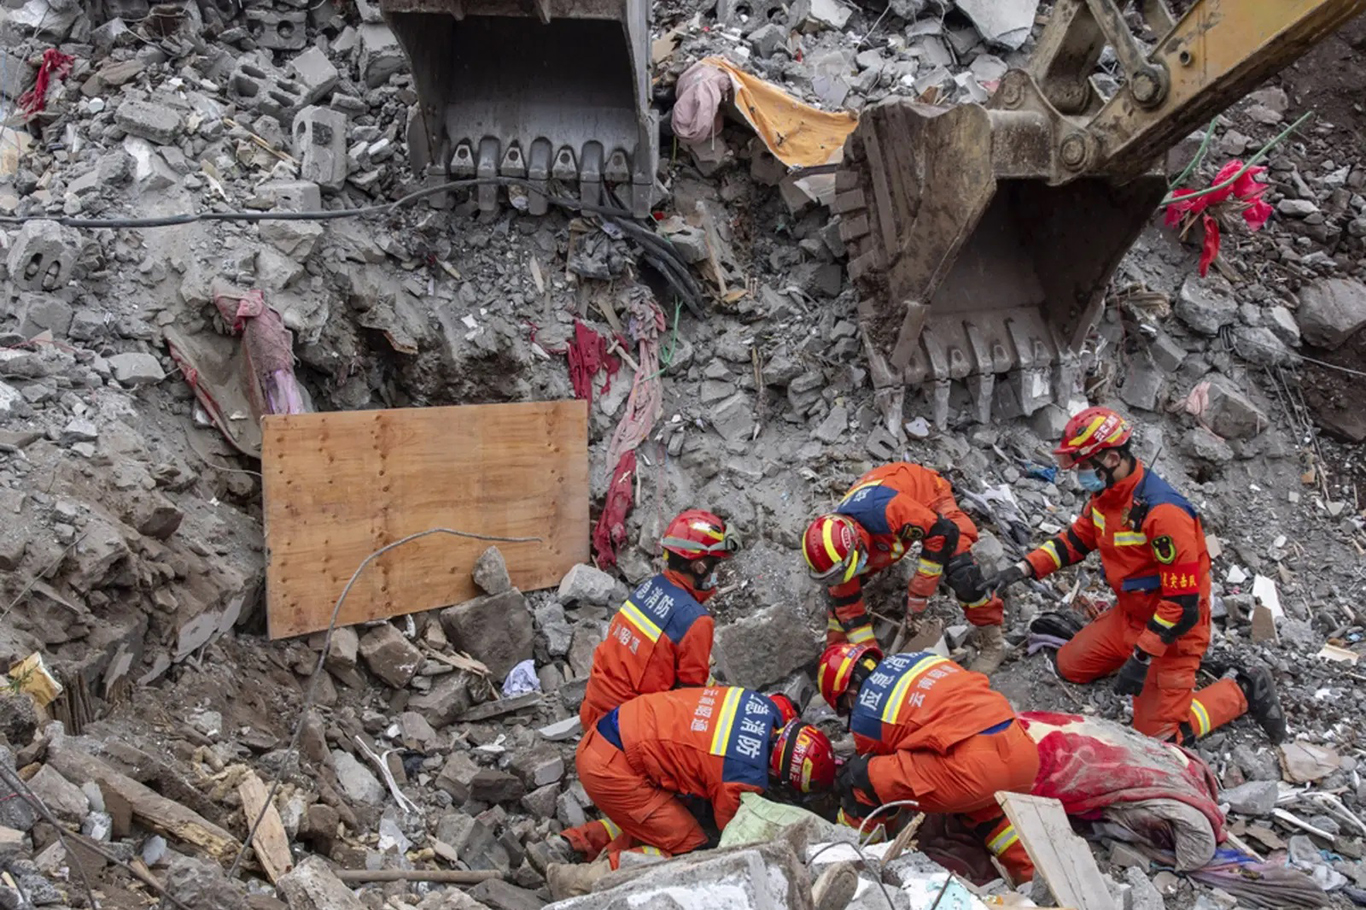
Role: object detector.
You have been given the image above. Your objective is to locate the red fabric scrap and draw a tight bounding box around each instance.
[19,49,74,117]
[592,450,636,568]
[213,288,305,415]
[566,319,619,403]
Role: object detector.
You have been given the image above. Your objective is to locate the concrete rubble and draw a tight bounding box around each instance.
[0,2,1364,910]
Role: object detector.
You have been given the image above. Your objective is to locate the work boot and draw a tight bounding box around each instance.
[1236,665,1287,744]
[547,857,611,900]
[967,624,1006,675]
[1028,611,1084,641]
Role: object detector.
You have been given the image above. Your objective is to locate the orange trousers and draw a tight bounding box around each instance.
[575,726,710,856]
[881,723,1039,882]
[1057,608,1247,742]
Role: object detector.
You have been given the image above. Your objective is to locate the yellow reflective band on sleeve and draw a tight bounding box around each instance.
[827,616,843,631]
[620,602,663,642]
[988,825,1019,856]
[1114,531,1148,546]
[847,625,877,645]
[638,846,664,856]
[599,818,622,839]
[915,559,944,577]
[1041,540,1063,569]
[709,688,744,755]
[881,655,947,722]
[1091,508,1106,530]
[1190,699,1211,737]
[964,595,992,609]
[1152,614,1177,629]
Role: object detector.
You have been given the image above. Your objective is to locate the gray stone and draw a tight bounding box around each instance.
[1149,332,1187,373]
[436,751,480,802]
[440,589,535,679]
[436,812,510,872]
[293,105,349,192]
[510,746,565,789]
[713,604,822,688]
[956,0,1039,49]
[279,856,367,910]
[1184,427,1234,463]
[538,717,582,742]
[287,46,340,105]
[358,623,423,688]
[259,220,324,259]
[1233,744,1281,782]
[1202,374,1268,440]
[1232,325,1295,367]
[258,180,323,212]
[1221,780,1278,816]
[255,247,305,289]
[330,749,385,806]
[1125,865,1164,910]
[813,404,848,443]
[25,764,89,823]
[408,672,474,727]
[61,418,98,444]
[521,783,560,819]
[470,768,525,803]
[1120,351,1164,412]
[711,392,755,441]
[474,545,513,595]
[749,23,787,58]
[567,621,604,678]
[14,292,73,337]
[558,563,621,606]
[468,880,545,910]
[0,48,34,102]
[0,694,37,746]
[535,601,574,658]
[1177,274,1238,336]
[7,220,79,293]
[324,625,366,688]
[1277,198,1319,217]
[1295,277,1366,349]
[166,854,250,910]
[115,100,182,144]
[107,352,166,385]
[359,23,406,87]
[1266,305,1301,346]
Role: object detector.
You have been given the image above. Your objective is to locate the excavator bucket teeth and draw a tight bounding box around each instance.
[840,96,1167,427]
[381,0,658,217]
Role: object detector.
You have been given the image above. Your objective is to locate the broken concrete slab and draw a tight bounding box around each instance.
[358,623,423,688]
[108,352,166,385]
[1221,780,1278,816]
[1177,274,1239,336]
[26,764,89,824]
[440,589,535,680]
[7,220,80,293]
[956,0,1040,50]
[293,105,349,191]
[1201,374,1268,440]
[330,749,385,805]
[287,46,340,105]
[359,23,406,87]
[115,100,183,145]
[1295,277,1366,349]
[279,856,367,910]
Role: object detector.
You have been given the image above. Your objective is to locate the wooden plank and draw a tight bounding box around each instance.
[47,743,241,860]
[262,401,589,639]
[238,770,294,884]
[996,792,1117,910]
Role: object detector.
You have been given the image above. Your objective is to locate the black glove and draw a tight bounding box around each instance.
[1114,652,1151,696]
[987,561,1031,594]
[921,516,961,562]
[836,754,878,819]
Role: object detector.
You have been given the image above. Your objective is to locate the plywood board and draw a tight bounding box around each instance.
[263,401,589,639]
[996,792,1117,910]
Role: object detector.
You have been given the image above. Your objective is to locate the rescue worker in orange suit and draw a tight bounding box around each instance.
[818,643,1039,883]
[989,407,1286,745]
[580,509,738,731]
[802,462,1007,674]
[548,686,835,895]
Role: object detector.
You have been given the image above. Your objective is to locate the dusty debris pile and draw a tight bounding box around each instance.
[1,0,1366,909]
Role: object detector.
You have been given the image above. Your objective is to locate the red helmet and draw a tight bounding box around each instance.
[767,693,799,726]
[661,509,738,560]
[817,642,883,712]
[770,720,837,793]
[803,514,865,584]
[1053,407,1133,469]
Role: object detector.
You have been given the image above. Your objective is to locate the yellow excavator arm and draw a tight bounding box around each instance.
[838,0,1366,429]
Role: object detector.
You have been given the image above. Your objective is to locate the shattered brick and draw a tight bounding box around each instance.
[293,106,349,192]
[7,221,80,293]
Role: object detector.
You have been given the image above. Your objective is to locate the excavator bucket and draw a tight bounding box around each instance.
[839,0,1366,428]
[836,93,1167,428]
[380,0,657,217]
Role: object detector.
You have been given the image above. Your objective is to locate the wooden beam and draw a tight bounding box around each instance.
[238,770,294,884]
[262,401,589,639]
[47,744,240,860]
[996,792,1117,910]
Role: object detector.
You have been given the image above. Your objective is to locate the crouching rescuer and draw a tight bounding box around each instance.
[990,407,1286,745]
[548,687,834,894]
[803,462,1007,674]
[818,643,1039,883]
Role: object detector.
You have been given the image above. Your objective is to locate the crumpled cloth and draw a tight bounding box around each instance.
[592,450,636,568]
[1021,711,1226,867]
[1026,632,1069,655]
[605,288,665,472]
[1154,846,1328,909]
[566,320,619,404]
[212,284,306,415]
[20,49,73,117]
[672,56,859,167]
[501,659,541,697]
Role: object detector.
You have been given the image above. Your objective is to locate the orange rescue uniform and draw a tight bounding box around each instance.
[575,686,782,857]
[826,463,1002,646]
[1023,462,1247,743]
[580,571,714,729]
[849,651,1038,881]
